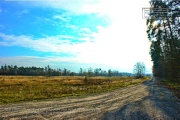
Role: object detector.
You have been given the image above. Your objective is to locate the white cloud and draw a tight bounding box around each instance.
[0,16,152,72]
[78,28,93,39]
[0,33,76,53]
[53,15,67,21]
[80,28,91,33]
[66,24,78,29]
[0,0,152,73]
[0,56,115,72]
[30,0,149,16]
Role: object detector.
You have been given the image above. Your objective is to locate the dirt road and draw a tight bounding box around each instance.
[0,77,180,120]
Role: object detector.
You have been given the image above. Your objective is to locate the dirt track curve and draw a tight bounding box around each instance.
[0,77,180,120]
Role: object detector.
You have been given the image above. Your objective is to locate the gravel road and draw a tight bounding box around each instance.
[0,77,180,120]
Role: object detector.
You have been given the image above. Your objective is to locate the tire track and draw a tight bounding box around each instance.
[1,79,179,119]
[0,81,150,119]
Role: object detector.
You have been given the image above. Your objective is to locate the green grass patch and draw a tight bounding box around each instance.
[0,76,150,104]
[163,78,180,98]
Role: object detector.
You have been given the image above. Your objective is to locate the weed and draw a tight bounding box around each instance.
[0,76,150,104]
[84,76,88,84]
[163,78,180,98]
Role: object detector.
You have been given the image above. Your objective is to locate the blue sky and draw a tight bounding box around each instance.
[0,0,152,73]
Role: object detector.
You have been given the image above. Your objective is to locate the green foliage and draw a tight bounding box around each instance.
[147,0,180,80]
[84,76,88,84]
[163,78,180,98]
[133,62,146,79]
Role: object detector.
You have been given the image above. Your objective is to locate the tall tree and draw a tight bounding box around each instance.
[94,68,99,76]
[63,68,67,76]
[108,69,112,77]
[47,65,51,76]
[133,62,146,78]
[147,0,180,79]
[79,68,83,76]
[87,67,93,77]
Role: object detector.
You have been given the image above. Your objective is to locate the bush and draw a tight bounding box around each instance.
[84,76,88,84]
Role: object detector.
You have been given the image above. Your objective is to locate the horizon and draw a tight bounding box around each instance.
[0,63,153,74]
[0,0,152,74]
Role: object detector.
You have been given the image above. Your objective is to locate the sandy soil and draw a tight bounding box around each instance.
[0,77,180,120]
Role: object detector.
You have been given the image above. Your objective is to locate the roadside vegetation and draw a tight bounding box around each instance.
[162,78,180,98]
[147,0,180,82]
[147,0,180,99]
[0,76,150,104]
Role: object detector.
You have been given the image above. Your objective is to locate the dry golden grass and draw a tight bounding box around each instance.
[0,76,150,104]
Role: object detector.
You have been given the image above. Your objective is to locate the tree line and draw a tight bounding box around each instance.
[0,64,133,77]
[147,0,180,81]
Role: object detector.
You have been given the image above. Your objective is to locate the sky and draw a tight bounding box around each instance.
[0,0,152,73]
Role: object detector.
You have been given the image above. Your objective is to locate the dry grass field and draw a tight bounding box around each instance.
[0,76,150,104]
